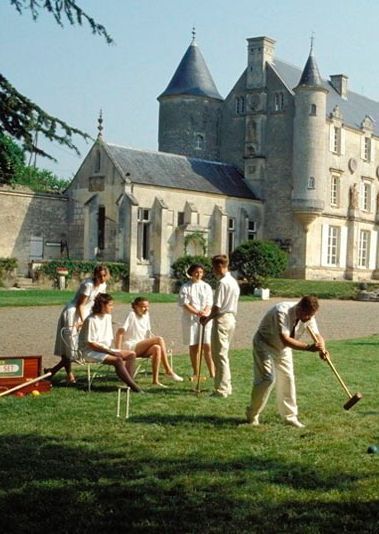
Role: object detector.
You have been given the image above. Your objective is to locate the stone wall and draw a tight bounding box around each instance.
[0,185,68,275]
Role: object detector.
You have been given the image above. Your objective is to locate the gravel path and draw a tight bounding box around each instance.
[0,298,378,368]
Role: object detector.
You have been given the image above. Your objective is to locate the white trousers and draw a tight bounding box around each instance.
[212,313,236,395]
[248,334,298,421]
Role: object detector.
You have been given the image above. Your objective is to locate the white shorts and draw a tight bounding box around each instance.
[83,348,121,363]
[124,339,138,351]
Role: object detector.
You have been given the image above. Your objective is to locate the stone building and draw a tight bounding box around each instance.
[155,34,379,281]
[4,33,379,290]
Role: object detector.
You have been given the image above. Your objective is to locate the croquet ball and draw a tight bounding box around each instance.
[15,392,25,397]
[367,445,378,454]
[31,390,40,396]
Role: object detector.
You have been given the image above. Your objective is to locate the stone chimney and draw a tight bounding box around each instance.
[246,36,275,89]
[330,74,348,99]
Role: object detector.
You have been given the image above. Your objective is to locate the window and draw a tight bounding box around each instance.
[330,175,339,207]
[327,226,340,266]
[361,182,371,212]
[228,217,235,254]
[98,206,105,251]
[137,208,151,261]
[194,134,204,150]
[363,137,371,162]
[333,127,341,154]
[235,96,245,115]
[310,104,317,116]
[358,230,370,268]
[247,220,257,241]
[177,211,185,226]
[308,176,315,190]
[274,92,284,111]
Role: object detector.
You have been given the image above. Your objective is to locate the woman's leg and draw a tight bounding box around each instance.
[189,344,199,377]
[103,355,141,392]
[45,356,75,383]
[135,339,162,384]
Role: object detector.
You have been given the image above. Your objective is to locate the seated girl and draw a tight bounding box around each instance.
[115,297,183,388]
[78,293,141,392]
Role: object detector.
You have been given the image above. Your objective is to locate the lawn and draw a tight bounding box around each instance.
[0,278,376,307]
[0,337,378,533]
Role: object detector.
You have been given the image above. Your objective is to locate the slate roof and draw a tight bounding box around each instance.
[105,144,257,200]
[271,59,379,135]
[297,51,323,88]
[159,41,223,100]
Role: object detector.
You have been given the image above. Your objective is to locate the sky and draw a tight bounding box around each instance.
[1,0,379,180]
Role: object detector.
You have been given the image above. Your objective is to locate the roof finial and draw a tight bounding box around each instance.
[97,109,103,138]
[191,26,196,43]
[310,31,315,54]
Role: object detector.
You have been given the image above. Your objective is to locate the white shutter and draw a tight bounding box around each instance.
[369,230,377,269]
[360,136,366,160]
[340,128,346,155]
[329,124,335,152]
[339,226,347,268]
[321,224,329,265]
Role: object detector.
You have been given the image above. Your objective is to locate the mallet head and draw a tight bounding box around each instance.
[343,392,363,410]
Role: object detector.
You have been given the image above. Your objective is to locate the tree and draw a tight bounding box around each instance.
[230,240,288,292]
[0,132,70,191]
[0,1,113,178]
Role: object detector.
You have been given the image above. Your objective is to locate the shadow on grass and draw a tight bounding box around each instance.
[0,434,376,533]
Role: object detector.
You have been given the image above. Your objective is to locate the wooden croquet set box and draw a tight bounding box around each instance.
[0,355,52,395]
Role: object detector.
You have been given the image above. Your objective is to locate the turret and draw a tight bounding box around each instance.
[158,31,223,161]
[292,43,328,231]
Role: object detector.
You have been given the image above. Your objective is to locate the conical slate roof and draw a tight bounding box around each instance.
[297,48,323,88]
[159,40,222,100]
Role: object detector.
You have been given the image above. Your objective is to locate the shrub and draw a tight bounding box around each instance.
[36,260,129,287]
[230,240,288,292]
[171,255,217,290]
[0,257,18,287]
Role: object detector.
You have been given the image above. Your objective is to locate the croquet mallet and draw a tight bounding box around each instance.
[307,326,362,410]
[195,323,206,395]
[0,371,52,398]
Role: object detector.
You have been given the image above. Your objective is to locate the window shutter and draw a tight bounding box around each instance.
[329,124,335,152]
[321,224,329,265]
[340,226,347,268]
[360,136,366,160]
[340,128,345,155]
[369,230,376,269]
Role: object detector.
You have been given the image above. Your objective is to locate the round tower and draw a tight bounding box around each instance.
[292,44,328,230]
[158,32,223,161]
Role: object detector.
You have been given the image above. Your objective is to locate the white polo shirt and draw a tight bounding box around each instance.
[214,272,240,315]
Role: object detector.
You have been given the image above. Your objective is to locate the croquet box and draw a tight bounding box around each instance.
[0,355,52,395]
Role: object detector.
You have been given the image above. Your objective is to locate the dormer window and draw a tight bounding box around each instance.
[94,150,101,173]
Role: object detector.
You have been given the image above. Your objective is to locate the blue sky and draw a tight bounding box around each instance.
[1,0,379,179]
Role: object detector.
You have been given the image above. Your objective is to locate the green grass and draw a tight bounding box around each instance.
[268,278,379,300]
[0,337,378,533]
[0,290,178,307]
[2,279,379,307]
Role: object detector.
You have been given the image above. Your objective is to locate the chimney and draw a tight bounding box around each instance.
[246,36,276,89]
[330,74,348,99]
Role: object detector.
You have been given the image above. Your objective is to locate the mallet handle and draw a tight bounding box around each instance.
[306,326,352,398]
[196,323,206,394]
[0,372,52,397]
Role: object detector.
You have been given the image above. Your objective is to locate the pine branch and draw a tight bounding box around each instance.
[10,0,114,44]
[0,73,92,161]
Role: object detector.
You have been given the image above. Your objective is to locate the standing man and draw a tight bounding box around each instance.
[201,254,240,398]
[246,296,327,428]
